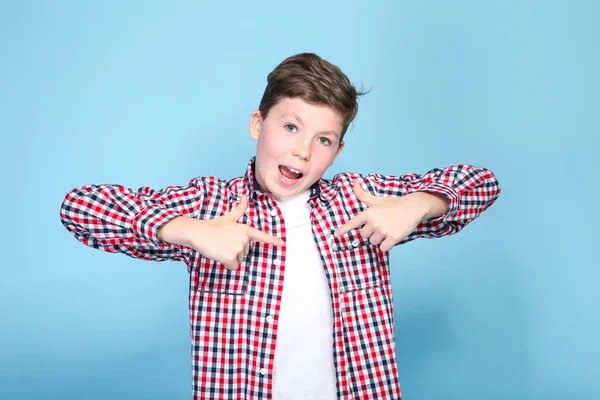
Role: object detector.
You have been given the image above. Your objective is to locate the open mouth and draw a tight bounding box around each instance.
[279,165,304,180]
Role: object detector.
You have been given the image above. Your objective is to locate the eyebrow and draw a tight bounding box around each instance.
[281,113,341,140]
[282,112,304,125]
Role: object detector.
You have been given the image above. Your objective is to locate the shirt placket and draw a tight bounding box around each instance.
[309,199,352,400]
[248,194,287,399]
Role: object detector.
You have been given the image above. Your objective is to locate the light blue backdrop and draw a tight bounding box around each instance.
[1,1,598,399]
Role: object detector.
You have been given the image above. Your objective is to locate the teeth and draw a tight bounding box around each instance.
[288,167,301,174]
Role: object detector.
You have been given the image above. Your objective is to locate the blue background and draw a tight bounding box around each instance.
[1,1,598,399]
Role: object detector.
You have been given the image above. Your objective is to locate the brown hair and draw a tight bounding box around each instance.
[258,52,368,142]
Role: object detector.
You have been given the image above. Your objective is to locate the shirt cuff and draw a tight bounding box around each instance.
[419,183,460,217]
[133,205,181,244]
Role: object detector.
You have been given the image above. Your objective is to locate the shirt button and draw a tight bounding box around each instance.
[269,209,277,217]
[260,368,268,376]
[352,239,360,248]
[273,259,281,266]
[266,315,274,323]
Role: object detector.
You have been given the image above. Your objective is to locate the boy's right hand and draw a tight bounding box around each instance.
[157,195,284,270]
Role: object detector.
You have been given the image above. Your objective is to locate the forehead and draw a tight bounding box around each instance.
[268,97,343,131]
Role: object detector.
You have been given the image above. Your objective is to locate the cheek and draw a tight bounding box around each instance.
[309,151,336,174]
[261,135,290,158]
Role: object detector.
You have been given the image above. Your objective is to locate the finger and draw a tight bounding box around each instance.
[380,238,396,252]
[247,227,285,246]
[369,232,385,246]
[360,224,375,239]
[243,242,250,257]
[224,259,239,271]
[236,251,244,265]
[334,212,368,237]
[353,179,379,206]
[227,195,248,221]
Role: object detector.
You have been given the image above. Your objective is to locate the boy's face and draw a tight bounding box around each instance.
[249,97,345,200]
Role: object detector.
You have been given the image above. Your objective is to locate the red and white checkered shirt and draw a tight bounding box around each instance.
[60,157,500,400]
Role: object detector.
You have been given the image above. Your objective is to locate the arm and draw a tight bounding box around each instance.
[59,178,206,262]
[394,164,500,241]
[335,164,501,248]
[156,195,284,270]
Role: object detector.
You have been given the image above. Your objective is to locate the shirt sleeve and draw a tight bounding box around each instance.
[59,178,207,262]
[347,164,501,244]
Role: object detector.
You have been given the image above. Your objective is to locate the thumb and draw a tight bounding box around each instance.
[227,195,248,221]
[353,179,379,206]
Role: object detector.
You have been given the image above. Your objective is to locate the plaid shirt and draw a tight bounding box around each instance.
[60,157,500,400]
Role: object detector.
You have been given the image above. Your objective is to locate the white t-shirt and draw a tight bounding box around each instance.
[272,190,337,400]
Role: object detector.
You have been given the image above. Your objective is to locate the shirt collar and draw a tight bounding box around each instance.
[240,157,337,204]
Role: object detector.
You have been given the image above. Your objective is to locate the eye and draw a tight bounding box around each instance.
[284,124,298,133]
[318,137,332,146]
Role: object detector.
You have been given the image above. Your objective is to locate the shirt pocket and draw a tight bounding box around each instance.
[195,255,250,295]
[331,233,382,293]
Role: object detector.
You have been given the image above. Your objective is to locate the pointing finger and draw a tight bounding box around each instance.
[247,227,285,247]
[334,212,368,238]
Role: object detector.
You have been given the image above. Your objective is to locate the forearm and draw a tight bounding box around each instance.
[60,181,203,261]
[411,191,450,220]
[158,216,209,247]
[407,165,500,239]
[407,164,500,221]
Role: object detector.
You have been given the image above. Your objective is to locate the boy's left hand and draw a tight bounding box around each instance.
[334,180,449,252]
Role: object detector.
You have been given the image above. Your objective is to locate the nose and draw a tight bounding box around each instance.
[292,139,311,161]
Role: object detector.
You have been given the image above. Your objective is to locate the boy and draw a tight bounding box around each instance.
[60,52,501,400]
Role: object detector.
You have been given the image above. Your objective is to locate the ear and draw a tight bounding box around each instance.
[335,140,345,157]
[249,110,262,140]
[329,140,345,167]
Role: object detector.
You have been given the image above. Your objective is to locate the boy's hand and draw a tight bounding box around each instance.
[158,195,284,270]
[334,180,449,252]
